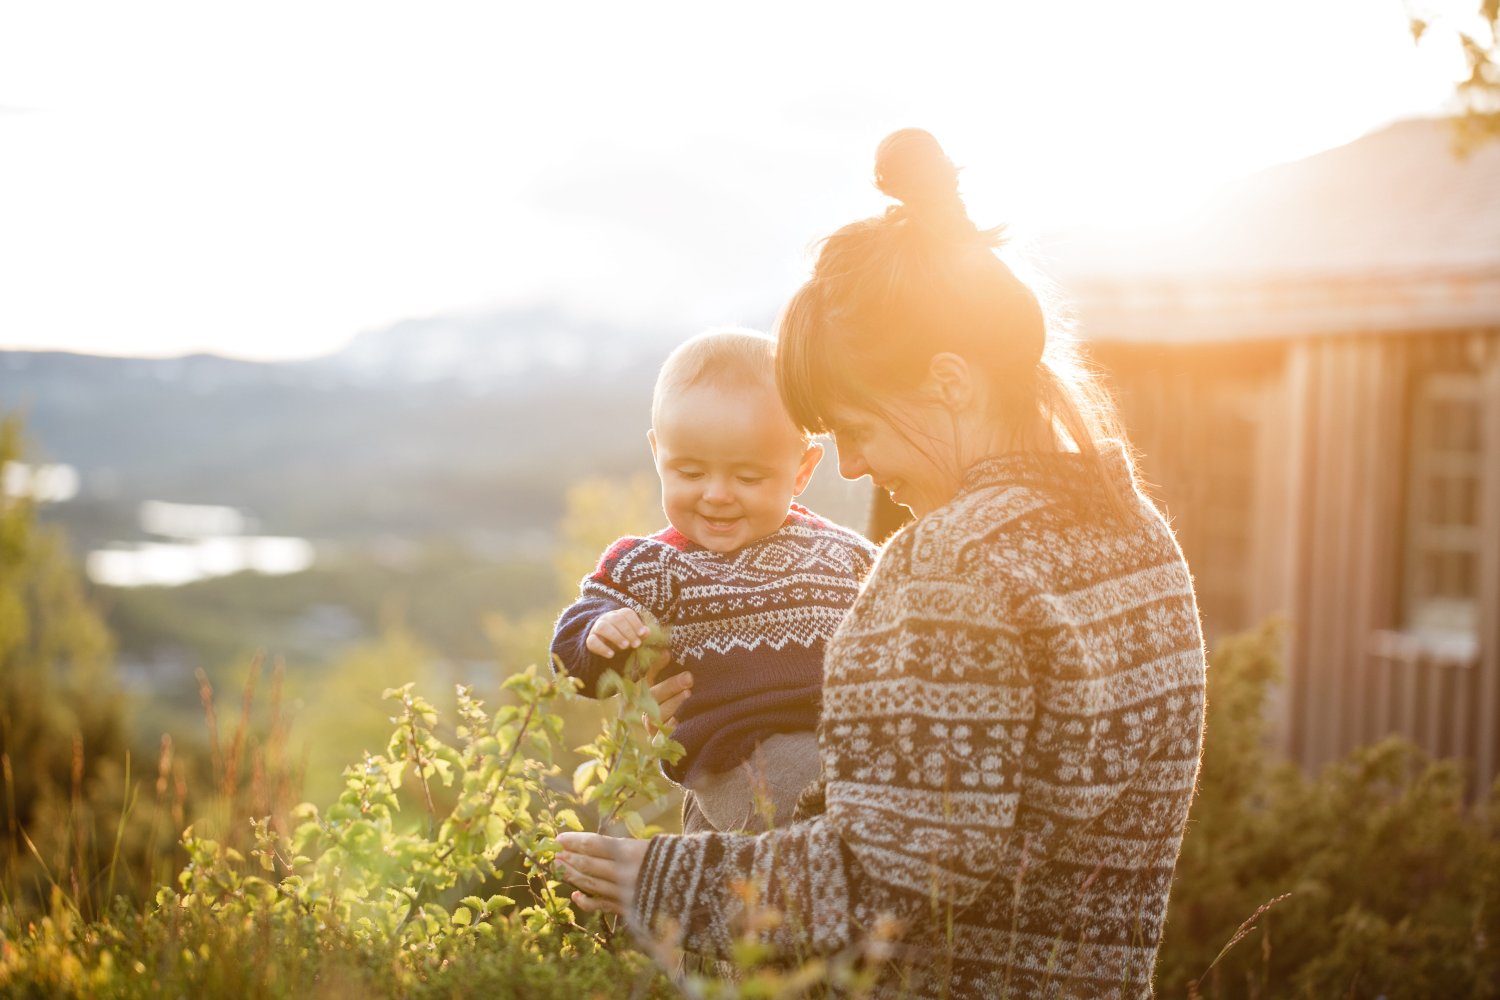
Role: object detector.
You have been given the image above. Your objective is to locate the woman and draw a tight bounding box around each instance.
[558,129,1207,999]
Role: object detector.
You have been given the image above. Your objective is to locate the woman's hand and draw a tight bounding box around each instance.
[556,832,650,916]
[643,656,692,737]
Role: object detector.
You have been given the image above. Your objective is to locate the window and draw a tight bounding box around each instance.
[1403,371,1483,635]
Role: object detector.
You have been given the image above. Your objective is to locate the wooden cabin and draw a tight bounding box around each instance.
[1055,118,1500,794]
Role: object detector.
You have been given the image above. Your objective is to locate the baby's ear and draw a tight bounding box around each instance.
[793,442,824,495]
[646,428,658,462]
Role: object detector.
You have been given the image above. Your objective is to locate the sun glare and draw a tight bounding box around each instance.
[0,0,1477,358]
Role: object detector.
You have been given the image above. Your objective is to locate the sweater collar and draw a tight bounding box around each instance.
[955,439,1135,506]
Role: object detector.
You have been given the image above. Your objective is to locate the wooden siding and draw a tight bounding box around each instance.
[1092,340,1284,642]
[1096,330,1500,797]
[1285,335,1407,774]
[1476,336,1500,794]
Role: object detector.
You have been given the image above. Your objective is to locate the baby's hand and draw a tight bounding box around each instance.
[586,607,650,659]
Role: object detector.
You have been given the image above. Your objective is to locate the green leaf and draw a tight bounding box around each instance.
[572,760,598,796]
[621,613,671,681]
[555,808,584,832]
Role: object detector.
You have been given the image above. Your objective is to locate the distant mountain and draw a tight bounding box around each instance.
[0,306,681,552]
[298,303,679,386]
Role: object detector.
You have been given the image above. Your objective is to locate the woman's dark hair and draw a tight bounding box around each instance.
[775,128,1134,510]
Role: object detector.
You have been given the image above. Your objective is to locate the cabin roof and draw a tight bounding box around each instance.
[1049,118,1500,343]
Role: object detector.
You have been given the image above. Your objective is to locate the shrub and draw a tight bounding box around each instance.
[1159,623,1500,999]
[2,662,687,998]
[0,418,148,919]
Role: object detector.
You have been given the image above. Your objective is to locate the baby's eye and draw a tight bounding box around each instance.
[737,476,766,486]
[678,470,704,480]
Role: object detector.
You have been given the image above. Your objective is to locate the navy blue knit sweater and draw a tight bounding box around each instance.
[550,504,877,784]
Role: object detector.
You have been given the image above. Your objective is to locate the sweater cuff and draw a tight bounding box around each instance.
[630,834,674,938]
[629,831,756,958]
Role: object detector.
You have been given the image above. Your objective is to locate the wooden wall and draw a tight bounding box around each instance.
[1092,339,1285,641]
[1097,329,1500,797]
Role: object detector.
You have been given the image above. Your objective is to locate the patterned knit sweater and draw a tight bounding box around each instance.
[551,504,877,784]
[631,445,1207,999]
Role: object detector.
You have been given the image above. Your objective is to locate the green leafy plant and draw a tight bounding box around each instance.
[1159,623,1500,999]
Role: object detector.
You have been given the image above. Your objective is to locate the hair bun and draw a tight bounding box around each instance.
[874,128,960,209]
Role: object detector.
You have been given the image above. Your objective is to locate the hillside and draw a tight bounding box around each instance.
[1,308,678,552]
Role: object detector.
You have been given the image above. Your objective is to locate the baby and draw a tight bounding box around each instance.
[550,329,877,834]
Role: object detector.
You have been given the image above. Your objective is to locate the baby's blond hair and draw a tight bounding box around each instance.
[652,328,802,440]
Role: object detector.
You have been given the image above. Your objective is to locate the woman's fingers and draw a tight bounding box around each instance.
[556,830,611,857]
[557,831,647,865]
[645,668,692,734]
[559,844,619,882]
[558,856,624,902]
[555,833,649,915]
[649,668,691,703]
[656,687,690,726]
[643,652,672,685]
[570,889,622,915]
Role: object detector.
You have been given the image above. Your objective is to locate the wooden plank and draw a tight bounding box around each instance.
[1321,339,1359,768]
[1246,365,1282,625]
[1372,651,1392,737]
[1474,331,1500,795]
[1322,339,1353,759]
[1399,644,1420,742]
[1251,351,1297,756]
[1285,340,1319,765]
[1364,337,1409,748]
[1348,338,1381,751]
[1458,657,1480,779]
[1440,664,1467,760]
[1379,338,1404,746]
[1304,339,1344,771]
[1423,659,1445,756]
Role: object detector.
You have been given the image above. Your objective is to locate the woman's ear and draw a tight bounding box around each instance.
[924,353,978,411]
[792,441,824,495]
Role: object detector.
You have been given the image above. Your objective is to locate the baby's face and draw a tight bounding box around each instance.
[649,382,822,553]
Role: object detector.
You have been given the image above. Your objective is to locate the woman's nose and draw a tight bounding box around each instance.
[838,448,868,481]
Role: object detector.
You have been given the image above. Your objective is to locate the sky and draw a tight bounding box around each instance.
[0,0,1479,361]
